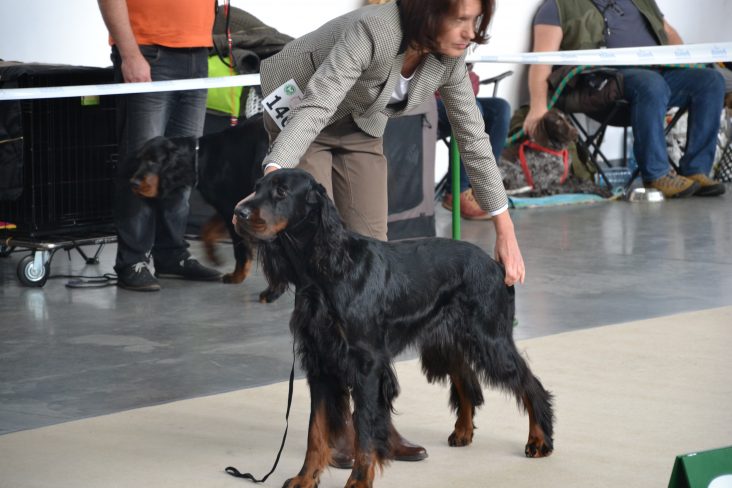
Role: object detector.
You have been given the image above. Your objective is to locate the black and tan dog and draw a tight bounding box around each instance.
[129,114,283,302]
[233,169,554,488]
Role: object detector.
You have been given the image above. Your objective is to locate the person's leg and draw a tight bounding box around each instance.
[620,68,671,181]
[477,97,511,162]
[330,119,389,241]
[662,67,725,196]
[321,118,427,466]
[112,46,172,288]
[621,67,698,197]
[151,48,211,269]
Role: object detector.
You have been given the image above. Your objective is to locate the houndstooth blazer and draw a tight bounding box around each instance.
[260,2,508,213]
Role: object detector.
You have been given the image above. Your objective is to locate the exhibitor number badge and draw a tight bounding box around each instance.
[262,79,304,130]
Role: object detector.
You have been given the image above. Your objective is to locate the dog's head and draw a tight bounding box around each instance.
[234,169,330,242]
[129,136,194,199]
[533,109,577,150]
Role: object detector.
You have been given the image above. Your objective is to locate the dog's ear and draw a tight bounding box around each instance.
[158,137,197,198]
[309,182,351,277]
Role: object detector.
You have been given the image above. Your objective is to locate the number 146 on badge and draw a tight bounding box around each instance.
[262,79,304,130]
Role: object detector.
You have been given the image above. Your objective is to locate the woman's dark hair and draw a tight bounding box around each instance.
[399,0,495,53]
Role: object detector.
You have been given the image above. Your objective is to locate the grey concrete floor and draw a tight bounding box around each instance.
[2,190,732,436]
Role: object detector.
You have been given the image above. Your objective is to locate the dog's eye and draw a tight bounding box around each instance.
[274,185,288,198]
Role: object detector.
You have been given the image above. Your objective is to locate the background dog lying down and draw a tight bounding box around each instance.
[233,169,554,488]
[129,114,284,302]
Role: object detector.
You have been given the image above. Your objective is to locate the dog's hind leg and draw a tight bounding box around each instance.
[478,337,554,458]
[221,220,253,284]
[447,367,484,447]
[200,215,227,266]
[420,346,484,447]
[520,374,554,458]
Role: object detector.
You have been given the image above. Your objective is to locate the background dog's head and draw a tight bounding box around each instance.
[533,109,577,150]
[129,136,195,199]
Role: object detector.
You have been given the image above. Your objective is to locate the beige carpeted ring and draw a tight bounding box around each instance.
[1,307,731,487]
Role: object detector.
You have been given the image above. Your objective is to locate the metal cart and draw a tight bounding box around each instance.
[0,63,118,287]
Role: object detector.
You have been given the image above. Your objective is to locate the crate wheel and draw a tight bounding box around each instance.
[17,254,50,287]
[0,244,15,257]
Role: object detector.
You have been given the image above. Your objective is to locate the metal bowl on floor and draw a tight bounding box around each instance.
[627,187,665,202]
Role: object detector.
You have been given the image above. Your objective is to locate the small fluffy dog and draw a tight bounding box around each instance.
[129,114,284,302]
[501,109,607,196]
[233,169,554,488]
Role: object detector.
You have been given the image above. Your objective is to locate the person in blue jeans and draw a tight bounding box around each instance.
[525,0,725,199]
[437,67,511,220]
[99,0,222,291]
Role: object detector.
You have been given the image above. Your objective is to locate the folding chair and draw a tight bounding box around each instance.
[564,98,687,194]
[434,70,513,201]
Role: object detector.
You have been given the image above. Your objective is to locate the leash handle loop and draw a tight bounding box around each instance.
[224,342,296,483]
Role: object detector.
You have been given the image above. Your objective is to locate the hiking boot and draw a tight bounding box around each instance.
[685,173,726,197]
[441,188,492,220]
[644,173,699,198]
[116,262,161,291]
[155,256,222,281]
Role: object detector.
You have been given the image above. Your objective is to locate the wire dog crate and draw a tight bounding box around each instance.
[0,63,118,286]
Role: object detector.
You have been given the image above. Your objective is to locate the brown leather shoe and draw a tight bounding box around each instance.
[389,424,428,462]
[442,189,492,220]
[329,418,355,469]
[328,419,428,468]
[685,173,726,197]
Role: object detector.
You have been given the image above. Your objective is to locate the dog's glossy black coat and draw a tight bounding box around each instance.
[234,169,554,487]
[129,114,283,301]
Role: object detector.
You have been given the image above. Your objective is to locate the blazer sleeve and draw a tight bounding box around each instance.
[262,18,381,169]
[438,66,509,214]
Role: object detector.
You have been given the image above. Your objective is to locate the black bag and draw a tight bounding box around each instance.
[548,66,624,115]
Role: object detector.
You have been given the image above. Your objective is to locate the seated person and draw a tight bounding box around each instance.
[524,0,725,198]
[437,64,511,219]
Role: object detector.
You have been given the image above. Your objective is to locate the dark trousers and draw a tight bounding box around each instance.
[621,67,724,182]
[437,97,511,193]
[111,45,208,270]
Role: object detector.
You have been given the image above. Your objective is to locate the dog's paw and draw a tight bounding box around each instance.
[524,434,553,458]
[282,476,319,488]
[448,429,473,447]
[222,272,244,284]
[259,286,283,303]
[344,479,372,488]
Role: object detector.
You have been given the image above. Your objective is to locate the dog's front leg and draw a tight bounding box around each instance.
[344,370,390,488]
[283,398,330,488]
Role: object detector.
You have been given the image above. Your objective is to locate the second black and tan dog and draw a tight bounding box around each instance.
[129,114,284,302]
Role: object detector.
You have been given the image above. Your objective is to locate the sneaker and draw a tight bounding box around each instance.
[155,256,222,281]
[685,173,726,197]
[117,262,161,291]
[441,188,492,220]
[644,173,699,199]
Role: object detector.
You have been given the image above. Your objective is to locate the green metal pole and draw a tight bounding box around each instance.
[450,135,461,240]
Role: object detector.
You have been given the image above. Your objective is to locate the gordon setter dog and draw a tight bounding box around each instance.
[233,169,554,488]
[129,114,283,302]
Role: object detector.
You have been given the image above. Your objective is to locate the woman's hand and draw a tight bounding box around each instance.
[492,211,525,286]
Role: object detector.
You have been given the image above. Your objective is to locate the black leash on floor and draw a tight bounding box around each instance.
[61,273,118,288]
[224,341,296,483]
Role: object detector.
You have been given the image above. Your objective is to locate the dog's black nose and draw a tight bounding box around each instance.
[235,206,252,220]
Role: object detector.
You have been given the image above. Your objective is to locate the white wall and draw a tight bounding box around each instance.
[1,0,728,163]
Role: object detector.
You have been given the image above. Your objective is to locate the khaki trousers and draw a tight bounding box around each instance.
[264,114,388,241]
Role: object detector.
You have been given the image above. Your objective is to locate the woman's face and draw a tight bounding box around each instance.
[434,0,483,57]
